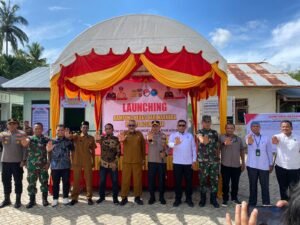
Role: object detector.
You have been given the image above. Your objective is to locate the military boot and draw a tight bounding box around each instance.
[0,194,11,208]
[26,195,36,208]
[210,192,220,208]
[199,192,206,207]
[14,194,21,208]
[42,193,49,206]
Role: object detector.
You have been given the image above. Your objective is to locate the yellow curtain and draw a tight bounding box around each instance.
[67,54,137,91]
[65,88,79,99]
[94,92,102,131]
[212,63,228,134]
[50,73,61,137]
[140,54,213,89]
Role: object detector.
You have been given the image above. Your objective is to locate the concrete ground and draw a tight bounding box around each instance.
[0,166,281,225]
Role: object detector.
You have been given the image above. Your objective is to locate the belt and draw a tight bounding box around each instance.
[101,159,117,168]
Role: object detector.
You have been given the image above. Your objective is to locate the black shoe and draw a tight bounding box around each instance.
[70,199,78,206]
[0,194,11,208]
[88,199,94,205]
[160,198,166,205]
[222,201,228,207]
[120,197,128,206]
[232,199,241,204]
[42,193,49,207]
[134,197,143,205]
[26,195,36,209]
[113,197,119,205]
[173,200,181,207]
[185,199,194,207]
[148,197,155,205]
[14,194,21,208]
[96,197,105,204]
[199,192,206,207]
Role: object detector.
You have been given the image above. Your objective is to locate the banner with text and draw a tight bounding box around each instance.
[32,104,50,134]
[244,113,300,138]
[102,81,187,136]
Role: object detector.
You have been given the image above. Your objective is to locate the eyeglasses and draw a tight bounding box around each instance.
[178,124,186,127]
[151,120,160,124]
[128,124,135,127]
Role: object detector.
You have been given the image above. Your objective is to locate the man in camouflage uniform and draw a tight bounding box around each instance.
[95,123,120,205]
[21,122,50,208]
[197,115,220,208]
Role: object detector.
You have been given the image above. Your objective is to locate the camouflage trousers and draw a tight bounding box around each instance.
[27,167,49,195]
[198,162,219,193]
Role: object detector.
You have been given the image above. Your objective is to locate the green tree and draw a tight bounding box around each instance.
[0,0,29,55]
[26,42,47,66]
[289,70,300,81]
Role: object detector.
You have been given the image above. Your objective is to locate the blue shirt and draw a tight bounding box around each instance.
[168,131,196,165]
[50,137,74,170]
[246,133,273,171]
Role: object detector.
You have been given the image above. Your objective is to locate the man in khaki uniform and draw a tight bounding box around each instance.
[68,121,97,205]
[119,120,145,205]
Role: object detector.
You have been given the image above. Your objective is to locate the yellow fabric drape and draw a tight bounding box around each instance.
[65,88,79,99]
[140,54,213,89]
[212,63,228,134]
[50,73,61,137]
[94,93,102,131]
[67,54,137,91]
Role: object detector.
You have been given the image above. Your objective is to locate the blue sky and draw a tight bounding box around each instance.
[11,0,300,71]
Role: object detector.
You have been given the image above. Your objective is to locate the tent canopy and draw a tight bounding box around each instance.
[50,14,228,136]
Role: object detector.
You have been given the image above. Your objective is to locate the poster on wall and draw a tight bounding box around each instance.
[244,113,300,138]
[102,80,187,136]
[32,104,49,134]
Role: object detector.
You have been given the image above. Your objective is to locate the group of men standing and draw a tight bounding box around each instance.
[0,116,299,209]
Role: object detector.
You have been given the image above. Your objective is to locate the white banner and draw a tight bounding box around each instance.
[102,81,187,136]
[244,113,300,139]
[32,104,49,134]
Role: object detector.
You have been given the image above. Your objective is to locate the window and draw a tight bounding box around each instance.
[235,99,248,124]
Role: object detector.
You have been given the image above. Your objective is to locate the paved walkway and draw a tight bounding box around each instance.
[0,167,280,225]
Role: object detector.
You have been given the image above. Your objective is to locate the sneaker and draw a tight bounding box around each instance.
[134,197,144,205]
[113,198,120,205]
[52,199,58,207]
[63,198,70,205]
[262,204,273,207]
[96,197,105,204]
[222,201,228,207]
[120,197,128,206]
[232,199,241,204]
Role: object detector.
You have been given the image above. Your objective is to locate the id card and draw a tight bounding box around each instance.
[256,149,260,157]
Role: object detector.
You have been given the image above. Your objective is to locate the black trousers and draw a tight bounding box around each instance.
[173,163,193,201]
[51,169,70,199]
[275,165,300,200]
[148,162,166,198]
[1,162,23,194]
[247,166,270,206]
[221,164,241,201]
[99,166,119,199]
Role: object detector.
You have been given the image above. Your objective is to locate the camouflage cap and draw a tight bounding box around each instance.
[7,118,19,124]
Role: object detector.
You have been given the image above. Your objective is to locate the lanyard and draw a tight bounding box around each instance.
[254,135,261,148]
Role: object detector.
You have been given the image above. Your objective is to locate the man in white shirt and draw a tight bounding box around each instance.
[272,120,300,200]
[168,120,197,207]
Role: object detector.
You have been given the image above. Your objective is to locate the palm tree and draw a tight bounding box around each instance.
[0,0,29,55]
[26,42,47,65]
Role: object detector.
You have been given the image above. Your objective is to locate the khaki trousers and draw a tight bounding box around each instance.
[121,163,142,198]
[71,165,93,200]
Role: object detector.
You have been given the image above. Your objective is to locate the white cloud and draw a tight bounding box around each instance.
[43,48,62,64]
[209,28,232,48]
[48,6,71,11]
[23,20,74,42]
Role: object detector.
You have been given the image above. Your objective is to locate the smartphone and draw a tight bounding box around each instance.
[248,206,286,225]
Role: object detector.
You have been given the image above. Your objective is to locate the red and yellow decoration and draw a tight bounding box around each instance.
[50,47,227,136]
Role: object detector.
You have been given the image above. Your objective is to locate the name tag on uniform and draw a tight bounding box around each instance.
[256,149,260,157]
